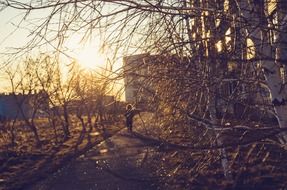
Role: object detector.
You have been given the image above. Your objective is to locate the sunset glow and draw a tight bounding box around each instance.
[1,1,286,189]
[75,47,106,70]
[65,34,107,70]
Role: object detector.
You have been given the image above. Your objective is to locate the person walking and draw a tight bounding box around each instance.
[124,104,139,132]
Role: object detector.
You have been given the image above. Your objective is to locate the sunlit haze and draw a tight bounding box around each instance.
[75,47,106,70]
[64,35,107,71]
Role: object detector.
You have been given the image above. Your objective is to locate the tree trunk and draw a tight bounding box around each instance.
[62,103,70,139]
[238,1,287,143]
[204,0,233,179]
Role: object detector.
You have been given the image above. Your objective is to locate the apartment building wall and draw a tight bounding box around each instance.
[123,53,150,103]
[0,92,49,120]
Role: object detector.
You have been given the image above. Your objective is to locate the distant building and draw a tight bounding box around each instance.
[0,91,49,120]
[123,53,189,104]
[123,53,150,103]
[123,53,191,110]
[64,95,117,115]
[123,53,273,120]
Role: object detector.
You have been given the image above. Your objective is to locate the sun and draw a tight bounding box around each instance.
[75,47,106,70]
[64,34,107,70]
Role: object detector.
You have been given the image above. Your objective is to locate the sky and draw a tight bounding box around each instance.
[0,4,124,96]
[0,6,33,54]
[0,6,50,91]
[0,7,25,91]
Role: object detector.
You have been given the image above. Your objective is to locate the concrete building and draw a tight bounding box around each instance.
[123,53,273,120]
[123,53,150,103]
[123,53,192,109]
[123,53,190,104]
[0,91,49,120]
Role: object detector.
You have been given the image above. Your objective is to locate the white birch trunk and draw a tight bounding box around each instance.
[274,13,287,142]
[260,41,287,143]
[207,91,233,180]
[238,1,287,143]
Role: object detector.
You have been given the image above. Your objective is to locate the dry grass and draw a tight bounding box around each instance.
[0,117,124,190]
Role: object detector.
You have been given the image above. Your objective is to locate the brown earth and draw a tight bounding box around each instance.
[0,120,124,190]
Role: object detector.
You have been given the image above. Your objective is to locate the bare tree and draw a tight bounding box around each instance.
[1,0,287,188]
[5,61,43,146]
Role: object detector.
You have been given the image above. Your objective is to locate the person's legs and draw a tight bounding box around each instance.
[126,120,130,131]
[127,119,133,132]
[129,121,133,132]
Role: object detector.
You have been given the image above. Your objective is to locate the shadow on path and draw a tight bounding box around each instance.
[26,129,160,190]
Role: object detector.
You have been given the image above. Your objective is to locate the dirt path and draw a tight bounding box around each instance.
[26,129,160,190]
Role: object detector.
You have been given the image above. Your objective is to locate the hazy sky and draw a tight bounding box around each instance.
[0,7,29,54]
[0,5,124,96]
[0,5,112,63]
[0,7,22,91]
